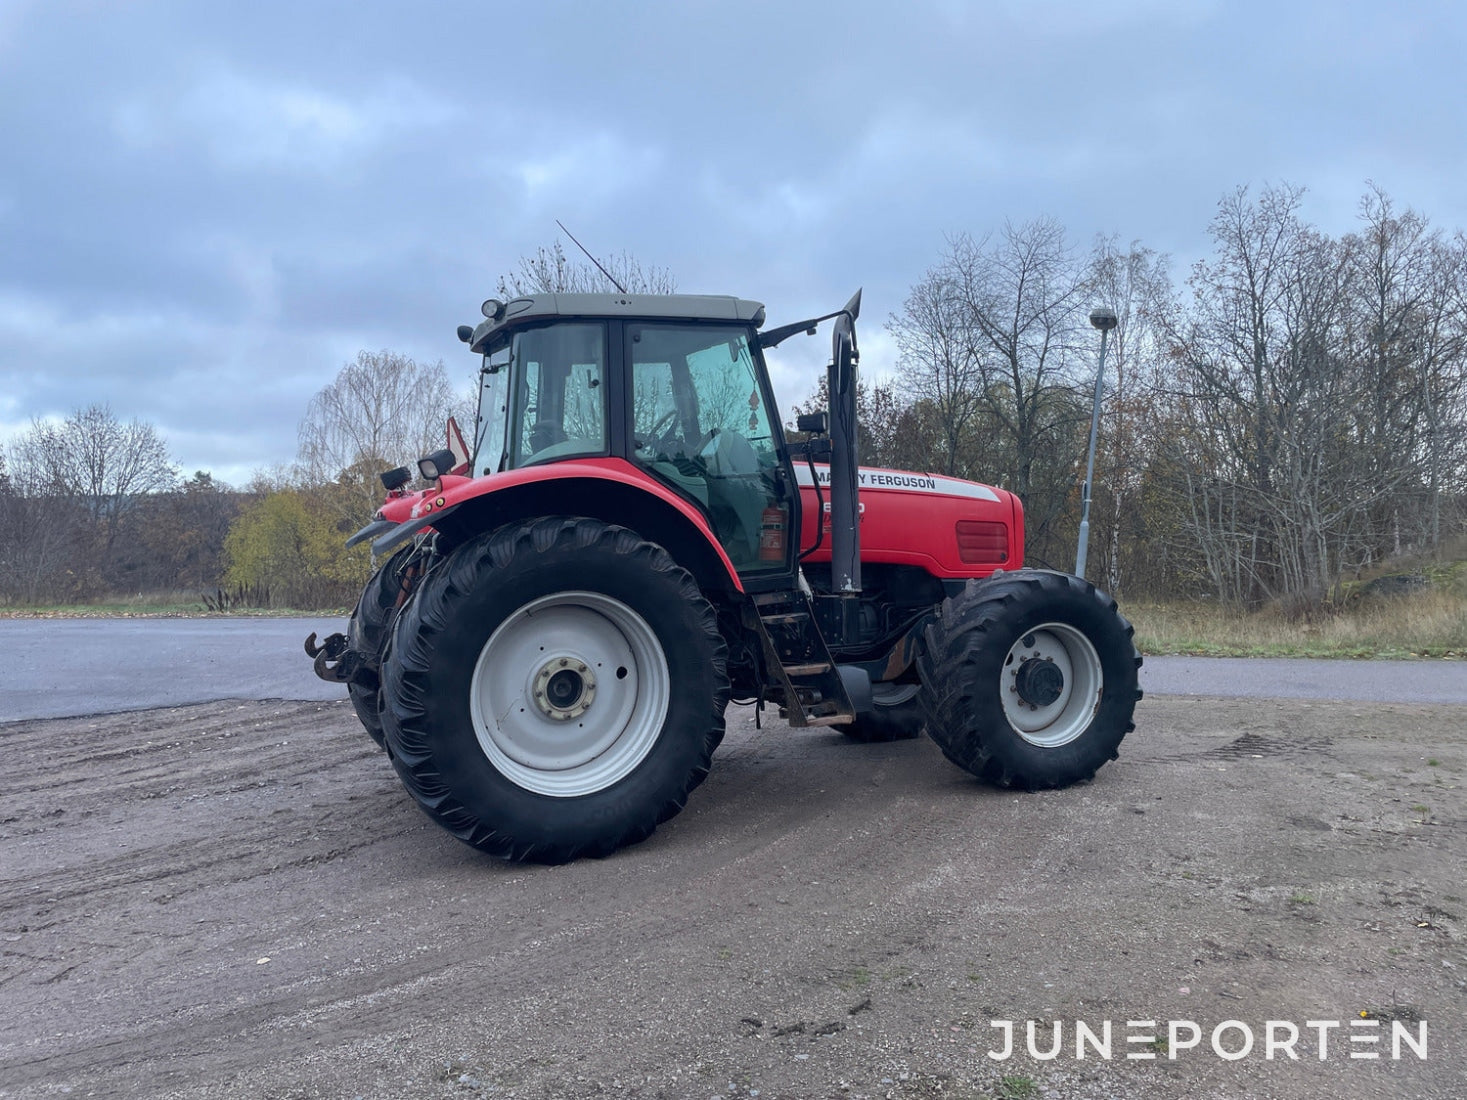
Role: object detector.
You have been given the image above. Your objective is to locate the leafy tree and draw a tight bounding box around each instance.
[222,481,372,609]
[787,374,906,469]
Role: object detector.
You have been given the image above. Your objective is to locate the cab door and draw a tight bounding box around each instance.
[625,321,799,582]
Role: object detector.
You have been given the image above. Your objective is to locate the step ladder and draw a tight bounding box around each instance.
[749,595,855,727]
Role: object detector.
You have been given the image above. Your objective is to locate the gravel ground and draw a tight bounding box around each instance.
[1,695,1463,1099]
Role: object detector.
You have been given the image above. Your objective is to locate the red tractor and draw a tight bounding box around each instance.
[307,290,1141,862]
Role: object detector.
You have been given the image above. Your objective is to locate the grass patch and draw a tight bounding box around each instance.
[1128,586,1467,659]
[996,1077,1038,1099]
[835,965,873,991]
[0,589,346,618]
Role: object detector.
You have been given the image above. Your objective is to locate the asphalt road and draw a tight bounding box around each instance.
[1,617,1464,722]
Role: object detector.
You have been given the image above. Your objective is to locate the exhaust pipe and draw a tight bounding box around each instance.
[827,289,862,640]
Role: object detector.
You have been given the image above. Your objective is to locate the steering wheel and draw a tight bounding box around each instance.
[641,408,681,453]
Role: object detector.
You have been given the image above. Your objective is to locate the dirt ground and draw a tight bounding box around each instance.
[1,696,1463,1100]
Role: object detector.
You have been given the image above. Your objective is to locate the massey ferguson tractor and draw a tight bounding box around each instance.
[306,290,1142,863]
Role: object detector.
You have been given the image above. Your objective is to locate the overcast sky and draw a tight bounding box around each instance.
[3,0,1465,487]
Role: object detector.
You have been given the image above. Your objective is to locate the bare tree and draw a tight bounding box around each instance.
[128,471,244,592]
[0,405,177,598]
[496,240,677,297]
[888,221,1092,565]
[1156,183,1462,606]
[887,262,985,477]
[787,375,907,469]
[1084,236,1176,594]
[43,405,178,551]
[298,350,471,522]
[1,422,86,601]
[1345,186,1467,557]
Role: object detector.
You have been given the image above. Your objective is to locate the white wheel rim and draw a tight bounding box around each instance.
[469,591,670,797]
[999,621,1103,748]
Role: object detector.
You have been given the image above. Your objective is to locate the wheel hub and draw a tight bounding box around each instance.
[1014,657,1064,707]
[999,622,1104,748]
[533,657,597,720]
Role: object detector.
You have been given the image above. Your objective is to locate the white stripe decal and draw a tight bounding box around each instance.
[793,463,1001,503]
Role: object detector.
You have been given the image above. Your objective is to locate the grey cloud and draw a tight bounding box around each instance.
[3,0,1465,477]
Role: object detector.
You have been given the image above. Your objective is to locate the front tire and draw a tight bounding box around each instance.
[841,681,924,742]
[346,545,420,749]
[380,517,729,863]
[917,570,1141,789]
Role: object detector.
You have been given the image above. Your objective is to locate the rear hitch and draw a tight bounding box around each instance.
[303,631,377,689]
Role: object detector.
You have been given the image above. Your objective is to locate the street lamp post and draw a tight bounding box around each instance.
[1076,306,1117,580]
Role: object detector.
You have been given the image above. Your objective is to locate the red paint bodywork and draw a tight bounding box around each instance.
[794,465,1024,580]
[377,459,1021,585]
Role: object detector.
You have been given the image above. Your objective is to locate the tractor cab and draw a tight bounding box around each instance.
[466,294,799,578]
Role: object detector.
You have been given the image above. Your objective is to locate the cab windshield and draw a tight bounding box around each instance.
[473,341,511,475]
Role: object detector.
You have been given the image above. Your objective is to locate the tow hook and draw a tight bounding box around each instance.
[304,631,377,689]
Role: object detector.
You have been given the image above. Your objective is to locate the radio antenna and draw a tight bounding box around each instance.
[556,219,628,294]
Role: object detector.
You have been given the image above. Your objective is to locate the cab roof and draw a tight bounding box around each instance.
[468,293,766,353]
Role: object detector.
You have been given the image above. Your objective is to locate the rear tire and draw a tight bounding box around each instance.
[918,570,1141,788]
[380,517,729,863]
[841,681,923,742]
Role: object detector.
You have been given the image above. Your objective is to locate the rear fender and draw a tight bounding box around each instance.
[418,459,744,596]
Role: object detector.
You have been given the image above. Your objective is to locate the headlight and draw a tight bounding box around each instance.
[417,449,457,481]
